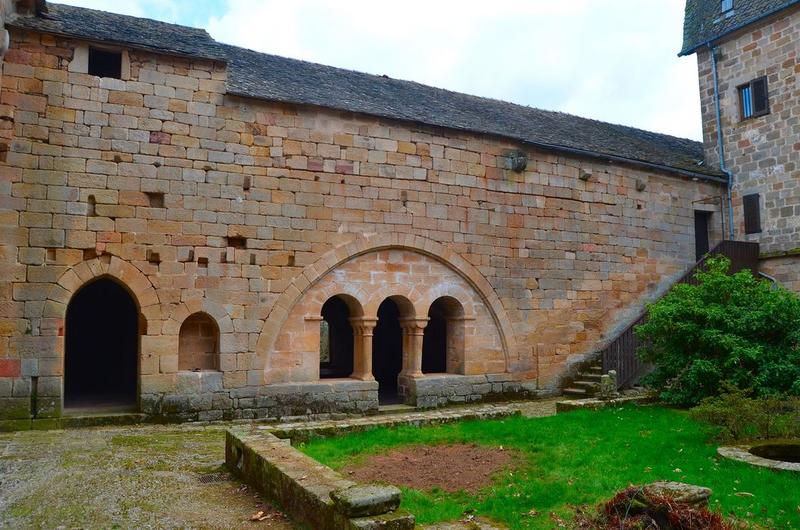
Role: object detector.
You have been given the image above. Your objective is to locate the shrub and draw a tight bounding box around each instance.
[634,256,800,406]
[690,386,800,442]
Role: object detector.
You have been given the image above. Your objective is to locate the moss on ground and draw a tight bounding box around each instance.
[0,425,293,529]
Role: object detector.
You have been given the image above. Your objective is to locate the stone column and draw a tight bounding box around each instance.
[399,317,428,377]
[349,317,377,380]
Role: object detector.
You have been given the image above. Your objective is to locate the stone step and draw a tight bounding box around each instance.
[578,373,602,382]
[572,380,601,390]
[562,387,588,397]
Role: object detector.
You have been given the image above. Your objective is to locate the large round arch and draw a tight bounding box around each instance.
[257,233,520,381]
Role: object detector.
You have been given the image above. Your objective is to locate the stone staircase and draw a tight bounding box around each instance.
[561,358,603,398]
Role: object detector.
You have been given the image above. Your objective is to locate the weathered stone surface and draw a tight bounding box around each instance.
[0,10,733,424]
[331,484,401,517]
[642,481,712,507]
[226,429,414,530]
[693,7,800,289]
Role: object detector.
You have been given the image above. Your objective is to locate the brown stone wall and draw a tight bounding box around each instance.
[0,28,725,422]
[695,6,800,287]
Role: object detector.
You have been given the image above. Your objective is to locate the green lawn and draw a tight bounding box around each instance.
[300,406,800,529]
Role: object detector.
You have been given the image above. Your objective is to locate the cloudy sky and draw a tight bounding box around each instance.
[58,0,703,140]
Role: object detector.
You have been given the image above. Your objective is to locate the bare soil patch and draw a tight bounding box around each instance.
[343,443,515,493]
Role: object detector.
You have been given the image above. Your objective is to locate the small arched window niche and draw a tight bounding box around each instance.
[422,296,465,374]
[319,295,362,378]
[178,312,220,371]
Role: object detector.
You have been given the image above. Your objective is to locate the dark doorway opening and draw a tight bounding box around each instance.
[694,211,712,260]
[422,297,465,374]
[64,278,139,412]
[422,304,447,373]
[373,298,404,404]
[320,296,355,378]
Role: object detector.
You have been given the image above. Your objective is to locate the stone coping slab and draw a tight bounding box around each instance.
[718,444,800,472]
[555,393,655,412]
[226,428,414,530]
[266,402,523,443]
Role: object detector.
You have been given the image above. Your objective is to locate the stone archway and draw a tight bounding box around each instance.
[50,255,160,413]
[258,234,519,384]
[64,277,139,411]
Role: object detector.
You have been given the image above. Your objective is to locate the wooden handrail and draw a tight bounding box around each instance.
[601,240,760,389]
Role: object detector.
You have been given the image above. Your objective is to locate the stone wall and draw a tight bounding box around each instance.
[695,5,800,288]
[402,373,537,409]
[0,28,725,423]
[760,254,800,292]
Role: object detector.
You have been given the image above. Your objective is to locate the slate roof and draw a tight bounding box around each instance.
[680,0,800,55]
[8,2,724,180]
[7,2,224,61]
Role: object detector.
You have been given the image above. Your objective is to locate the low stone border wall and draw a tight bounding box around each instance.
[269,402,522,443]
[226,429,414,529]
[555,393,655,412]
[140,378,380,422]
[225,401,525,527]
[401,373,538,408]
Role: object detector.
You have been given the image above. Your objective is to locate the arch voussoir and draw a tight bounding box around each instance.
[256,233,520,373]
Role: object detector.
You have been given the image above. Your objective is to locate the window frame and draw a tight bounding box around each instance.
[737,76,770,122]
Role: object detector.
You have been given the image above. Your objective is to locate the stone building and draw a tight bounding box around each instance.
[681,0,800,291]
[0,1,734,426]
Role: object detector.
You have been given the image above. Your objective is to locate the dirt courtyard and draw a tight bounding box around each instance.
[0,423,293,529]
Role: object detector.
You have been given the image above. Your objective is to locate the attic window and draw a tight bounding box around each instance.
[738,77,769,121]
[721,0,733,12]
[88,47,122,79]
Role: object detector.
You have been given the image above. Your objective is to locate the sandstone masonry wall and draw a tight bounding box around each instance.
[0,29,724,423]
[696,6,800,287]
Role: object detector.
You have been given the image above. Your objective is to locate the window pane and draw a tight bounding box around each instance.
[721,0,734,11]
[740,86,752,119]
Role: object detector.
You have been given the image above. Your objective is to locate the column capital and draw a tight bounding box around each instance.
[349,316,378,335]
[399,317,429,334]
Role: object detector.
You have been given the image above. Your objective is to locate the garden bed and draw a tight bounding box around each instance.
[343,443,515,493]
[299,405,799,529]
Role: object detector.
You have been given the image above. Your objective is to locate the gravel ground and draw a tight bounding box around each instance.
[0,398,559,529]
[0,424,294,529]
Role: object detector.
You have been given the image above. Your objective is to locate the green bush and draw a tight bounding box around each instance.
[635,256,800,406]
[690,385,800,442]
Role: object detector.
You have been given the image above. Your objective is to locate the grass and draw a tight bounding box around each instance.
[300,405,800,529]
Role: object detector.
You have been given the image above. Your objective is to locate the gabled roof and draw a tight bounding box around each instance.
[680,0,800,56]
[224,45,719,179]
[7,2,724,180]
[7,2,224,61]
